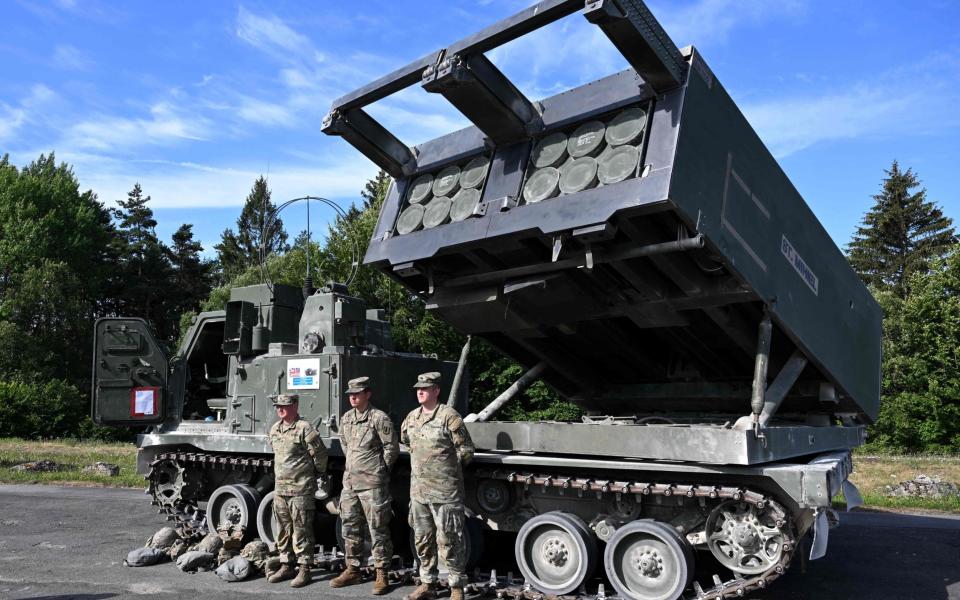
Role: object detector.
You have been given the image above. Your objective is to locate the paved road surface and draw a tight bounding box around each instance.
[0,484,957,599]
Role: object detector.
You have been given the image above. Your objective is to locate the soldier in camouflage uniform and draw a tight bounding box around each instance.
[267,393,328,588]
[401,372,475,600]
[330,376,399,595]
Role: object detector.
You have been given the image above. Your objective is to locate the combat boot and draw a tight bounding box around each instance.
[450,587,464,600]
[372,567,390,595]
[267,563,296,583]
[329,564,362,588]
[404,582,436,600]
[290,565,312,588]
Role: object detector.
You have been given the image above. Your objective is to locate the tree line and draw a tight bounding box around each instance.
[0,152,957,452]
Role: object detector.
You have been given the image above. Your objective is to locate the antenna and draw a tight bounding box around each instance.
[259,196,360,295]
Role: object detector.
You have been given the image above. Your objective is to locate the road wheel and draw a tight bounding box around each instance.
[515,511,597,595]
[603,519,694,600]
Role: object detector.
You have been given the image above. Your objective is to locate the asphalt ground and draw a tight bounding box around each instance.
[0,484,957,600]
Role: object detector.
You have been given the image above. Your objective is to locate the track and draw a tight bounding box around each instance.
[148,452,797,600]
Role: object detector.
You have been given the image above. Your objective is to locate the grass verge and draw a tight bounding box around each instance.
[844,454,960,513]
[0,437,142,488]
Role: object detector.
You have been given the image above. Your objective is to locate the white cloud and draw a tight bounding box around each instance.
[651,0,808,48]
[743,54,960,157]
[63,102,209,151]
[0,105,26,142]
[489,17,627,100]
[0,85,56,143]
[235,96,296,126]
[486,0,809,100]
[65,152,378,209]
[744,87,914,157]
[51,44,92,70]
[236,6,312,58]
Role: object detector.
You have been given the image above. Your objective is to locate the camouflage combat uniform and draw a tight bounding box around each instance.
[269,408,328,567]
[339,399,399,568]
[401,374,475,589]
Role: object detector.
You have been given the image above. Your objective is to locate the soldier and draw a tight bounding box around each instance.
[401,372,475,600]
[267,393,328,588]
[330,376,399,595]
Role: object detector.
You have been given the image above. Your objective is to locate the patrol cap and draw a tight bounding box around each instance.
[345,376,371,394]
[273,393,299,406]
[413,372,442,389]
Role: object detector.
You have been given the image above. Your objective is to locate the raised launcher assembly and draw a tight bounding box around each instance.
[324,1,880,599]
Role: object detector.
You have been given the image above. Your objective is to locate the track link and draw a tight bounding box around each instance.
[145,452,795,599]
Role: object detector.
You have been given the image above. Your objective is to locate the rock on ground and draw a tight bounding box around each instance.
[83,461,121,476]
[10,460,60,472]
[886,473,960,498]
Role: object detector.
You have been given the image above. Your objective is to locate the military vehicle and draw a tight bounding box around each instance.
[91,280,468,549]
[319,0,880,598]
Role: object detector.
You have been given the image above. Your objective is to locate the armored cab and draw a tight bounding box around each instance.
[91,282,465,546]
[323,1,878,598]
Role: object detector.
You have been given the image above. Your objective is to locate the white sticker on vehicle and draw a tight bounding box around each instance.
[132,388,156,416]
[781,235,819,296]
[287,358,321,390]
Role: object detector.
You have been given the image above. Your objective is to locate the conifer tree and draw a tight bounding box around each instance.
[215,176,288,281]
[168,224,214,318]
[111,183,173,339]
[847,161,956,297]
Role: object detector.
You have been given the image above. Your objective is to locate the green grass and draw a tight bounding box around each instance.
[839,454,960,513]
[0,438,143,488]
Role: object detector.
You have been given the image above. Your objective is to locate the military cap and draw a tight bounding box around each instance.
[413,371,442,389]
[273,393,299,406]
[345,376,371,394]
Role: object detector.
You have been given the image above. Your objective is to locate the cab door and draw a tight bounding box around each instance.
[91,318,168,425]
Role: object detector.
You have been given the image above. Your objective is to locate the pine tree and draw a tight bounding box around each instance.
[111,183,173,340]
[168,224,214,317]
[215,176,288,281]
[361,170,391,210]
[848,161,956,297]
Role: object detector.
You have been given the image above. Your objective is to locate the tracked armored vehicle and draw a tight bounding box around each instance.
[320,0,880,598]
[91,281,467,547]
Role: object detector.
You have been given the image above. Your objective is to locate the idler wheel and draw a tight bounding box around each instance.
[206,483,261,540]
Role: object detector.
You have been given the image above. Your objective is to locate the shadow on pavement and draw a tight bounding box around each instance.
[751,511,960,600]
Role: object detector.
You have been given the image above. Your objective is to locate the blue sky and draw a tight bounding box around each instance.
[2,0,959,259]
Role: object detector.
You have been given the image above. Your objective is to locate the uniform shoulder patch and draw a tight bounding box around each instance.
[445,409,465,431]
[304,429,320,444]
[375,412,394,431]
